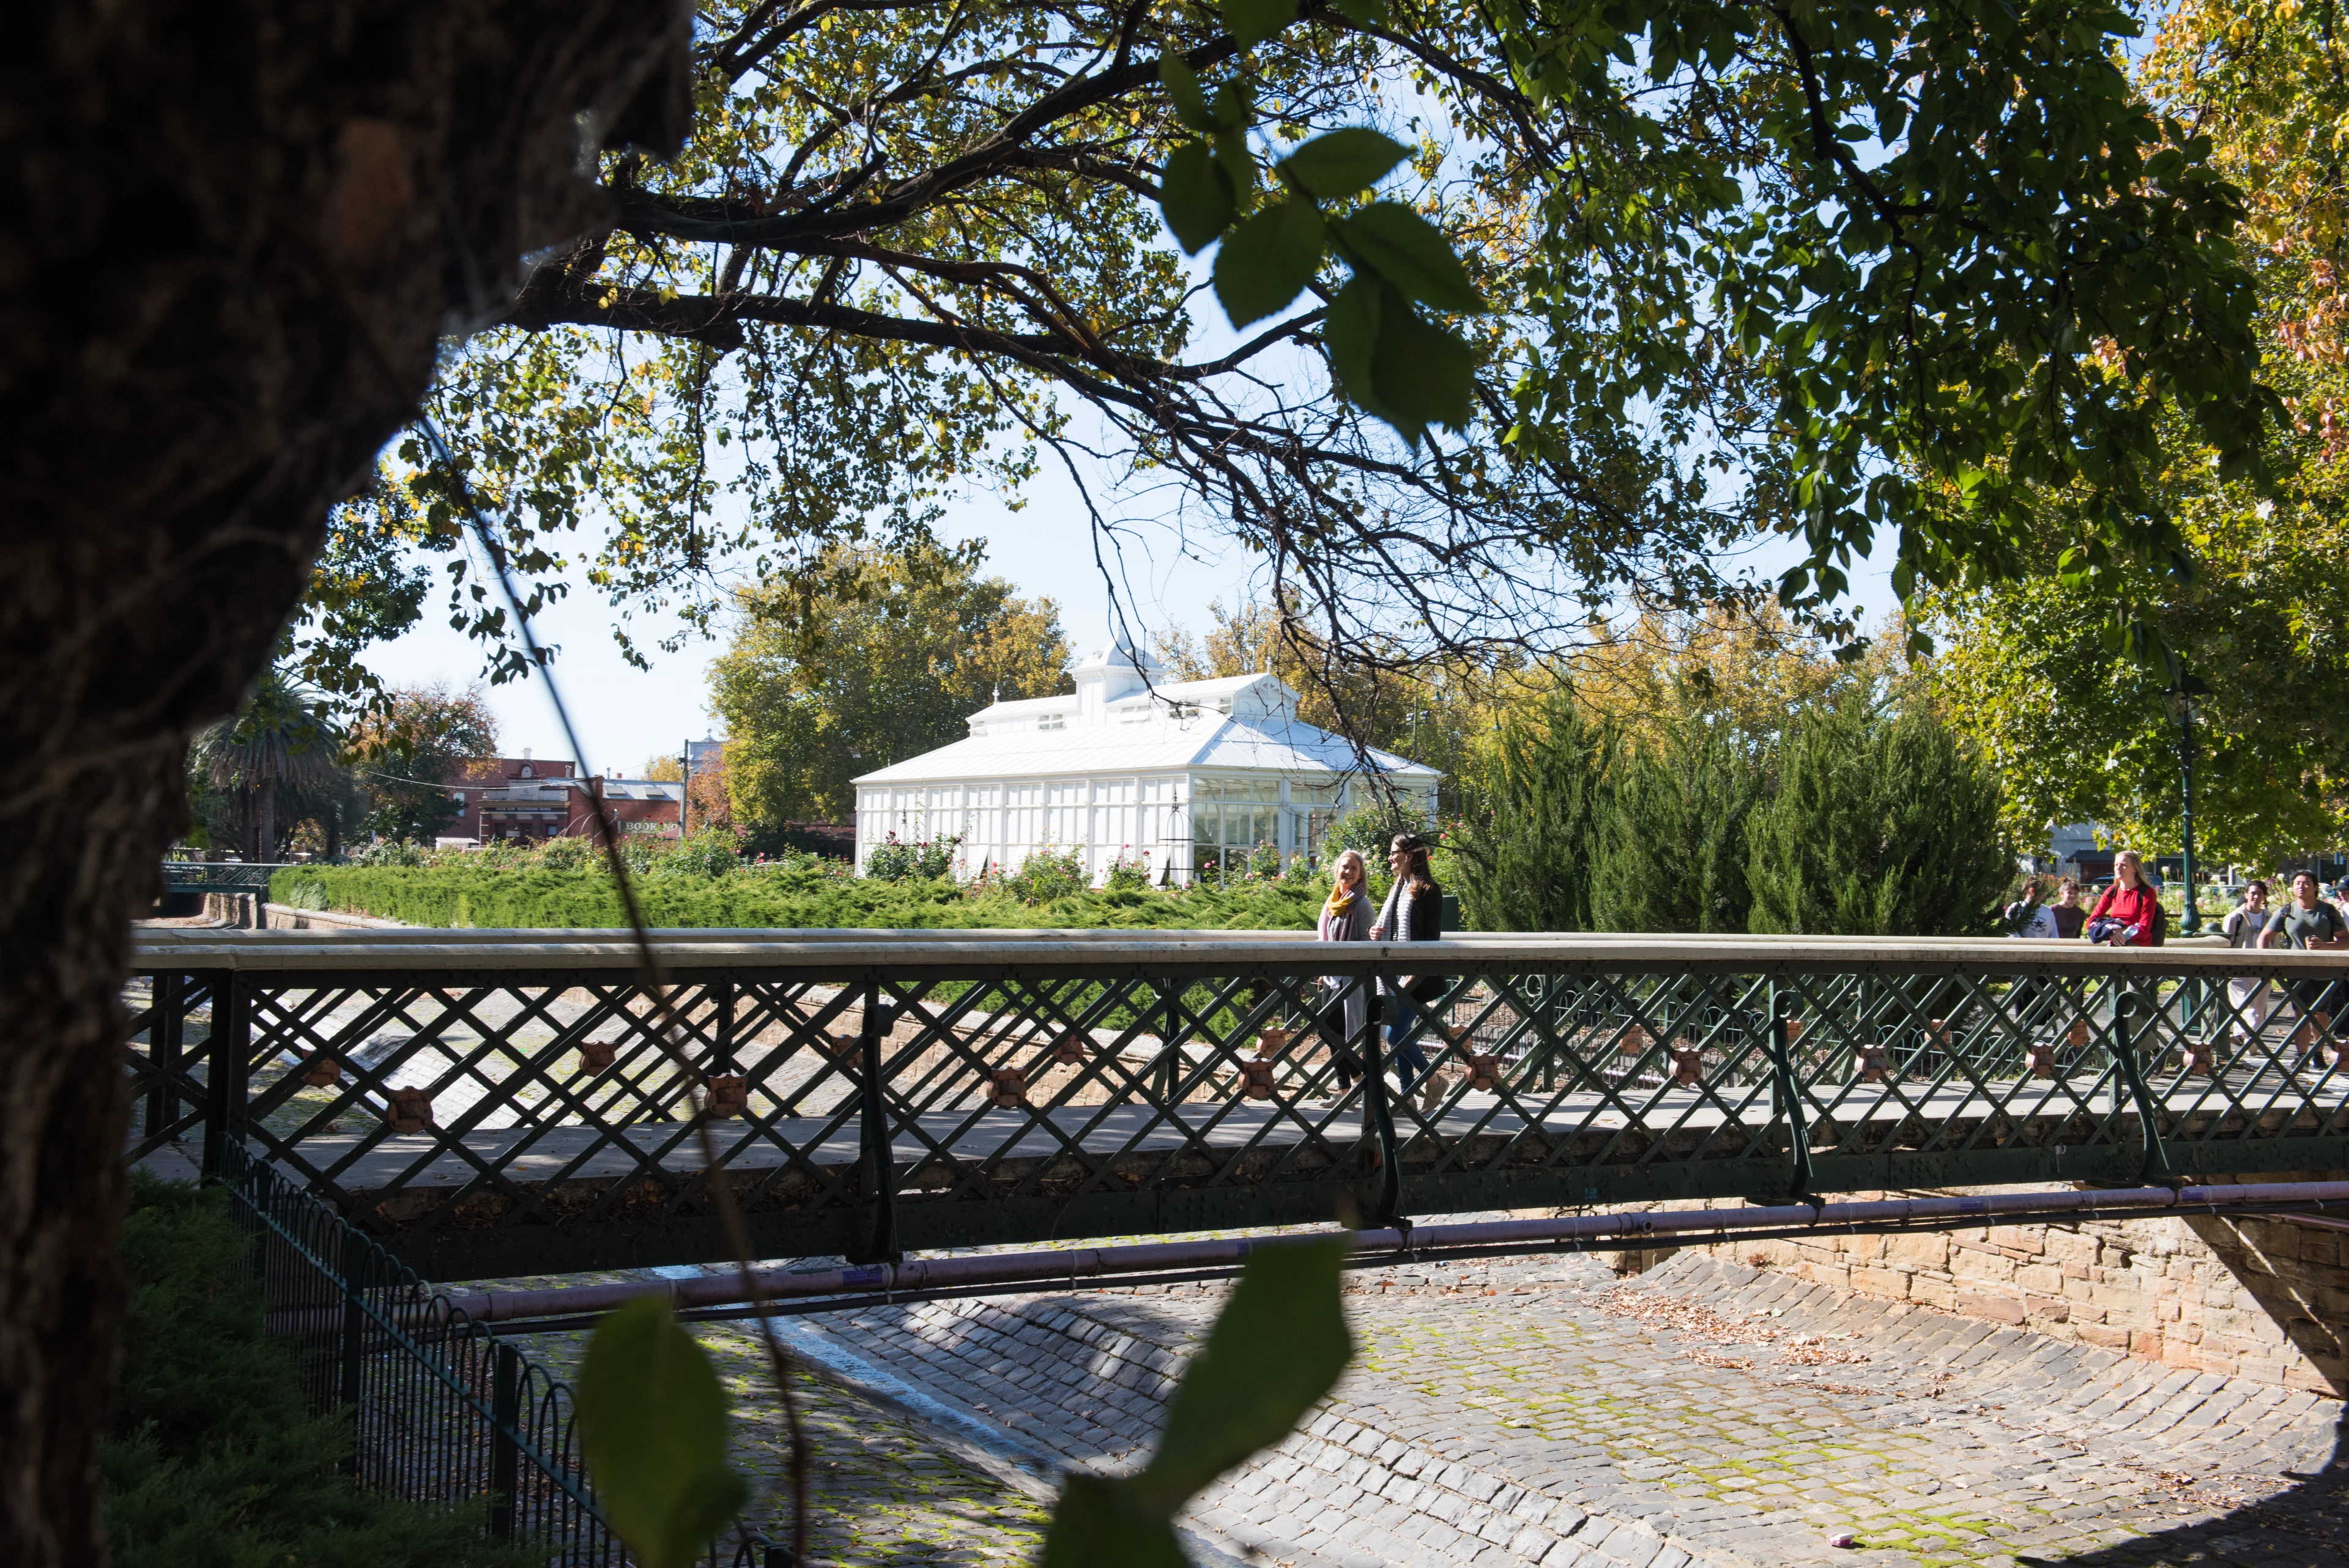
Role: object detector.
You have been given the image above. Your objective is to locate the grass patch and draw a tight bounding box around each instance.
[100,1172,536,1568]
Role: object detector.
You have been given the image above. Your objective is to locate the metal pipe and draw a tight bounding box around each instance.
[440,1180,2349,1326]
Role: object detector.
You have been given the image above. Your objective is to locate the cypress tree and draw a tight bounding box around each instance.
[1593,715,1765,933]
[1450,691,1616,931]
[1746,702,2009,936]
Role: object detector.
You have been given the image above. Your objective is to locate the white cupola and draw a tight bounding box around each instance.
[1066,636,1168,724]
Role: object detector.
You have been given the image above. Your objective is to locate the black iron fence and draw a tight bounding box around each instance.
[218,1140,780,1566]
[163,860,294,894]
[132,928,2349,1280]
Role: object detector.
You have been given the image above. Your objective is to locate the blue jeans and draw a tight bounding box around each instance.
[1388,990,1431,1091]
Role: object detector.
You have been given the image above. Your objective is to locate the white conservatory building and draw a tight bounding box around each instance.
[851,641,1440,885]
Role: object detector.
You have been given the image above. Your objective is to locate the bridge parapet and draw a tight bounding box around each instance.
[122,928,2349,1280]
[160,860,294,894]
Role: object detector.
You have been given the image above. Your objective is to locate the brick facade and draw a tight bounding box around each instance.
[1628,1176,2349,1397]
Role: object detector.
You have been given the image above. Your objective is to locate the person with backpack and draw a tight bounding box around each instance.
[2003,877,2060,939]
[1315,848,1371,1091]
[1370,831,1450,1107]
[2263,870,2346,1066]
[2084,852,2162,946]
[2003,875,2060,1019]
[2220,880,2275,1046]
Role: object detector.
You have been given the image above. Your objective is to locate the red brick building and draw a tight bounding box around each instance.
[570,775,684,844]
[443,754,576,842]
[439,754,681,844]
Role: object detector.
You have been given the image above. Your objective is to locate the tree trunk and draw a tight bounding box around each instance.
[0,6,684,1564]
[256,781,278,869]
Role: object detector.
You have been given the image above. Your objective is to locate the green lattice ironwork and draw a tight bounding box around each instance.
[124,930,2349,1280]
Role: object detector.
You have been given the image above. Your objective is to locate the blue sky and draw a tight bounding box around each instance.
[361,454,1902,777]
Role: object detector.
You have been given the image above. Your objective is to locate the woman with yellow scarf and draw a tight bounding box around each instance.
[1316,849,1371,1091]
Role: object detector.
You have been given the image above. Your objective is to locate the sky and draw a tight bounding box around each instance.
[359,455,1903,777]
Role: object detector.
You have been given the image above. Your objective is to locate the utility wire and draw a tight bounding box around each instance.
[414,417,814,1561]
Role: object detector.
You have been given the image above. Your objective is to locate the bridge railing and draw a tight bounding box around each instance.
[161,859,297,894]
[218,1139,778,1563]
[127,929,2349,1280]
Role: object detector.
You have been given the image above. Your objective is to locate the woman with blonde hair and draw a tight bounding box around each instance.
[2084,850,2162,946]
[1316,848,1371,1091]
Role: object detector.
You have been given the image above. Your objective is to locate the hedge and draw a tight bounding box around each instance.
[272,862,1332,932]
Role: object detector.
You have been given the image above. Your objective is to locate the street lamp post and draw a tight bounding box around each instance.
[2165,672,2211,937]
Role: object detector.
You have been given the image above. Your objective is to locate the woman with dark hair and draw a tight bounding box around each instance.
[1371,831,1449,1105]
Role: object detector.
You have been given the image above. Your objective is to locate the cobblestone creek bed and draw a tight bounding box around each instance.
[478,1243,2348,1567]
[773,1251,2348,1568]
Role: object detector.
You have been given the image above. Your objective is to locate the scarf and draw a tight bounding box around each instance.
[1324,884,1360,920]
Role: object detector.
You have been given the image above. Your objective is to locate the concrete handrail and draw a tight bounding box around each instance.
[127,923,2349,976]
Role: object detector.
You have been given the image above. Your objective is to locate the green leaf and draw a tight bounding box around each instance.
[1212,129,1256,207]
[1040,1474,1189,1568]
[1214,197,1327,327]
[1324,274,1386,420]
[1328,0,1389,25]
[577,1296,750,1568]
[1367,305,1479,434]
[1280,128,1411,202]
[1129,1237,1354,1514]
[1332,203,1485,314]
[1161,141,1235,254]
[1159,54,1213,136]
[1222,0,1296,49]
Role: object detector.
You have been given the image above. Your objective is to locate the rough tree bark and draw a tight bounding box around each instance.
[0,5,687,1563]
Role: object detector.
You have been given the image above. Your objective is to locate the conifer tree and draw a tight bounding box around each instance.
[1450,693,1616,932]
[1746,705,2009,937]
[1593,718,1765,934]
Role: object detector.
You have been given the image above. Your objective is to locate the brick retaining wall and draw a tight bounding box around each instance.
[1641,1177,2349,1397]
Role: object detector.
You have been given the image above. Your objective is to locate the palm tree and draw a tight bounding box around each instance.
[198,671,342,861]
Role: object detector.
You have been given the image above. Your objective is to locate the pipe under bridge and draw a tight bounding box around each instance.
[124,927,2349,1282]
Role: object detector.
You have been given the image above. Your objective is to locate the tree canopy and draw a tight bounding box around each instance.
[350,685,503,843]
[711,542,1069,825]
[1919,0,2349,868]
[322,0,2276,718]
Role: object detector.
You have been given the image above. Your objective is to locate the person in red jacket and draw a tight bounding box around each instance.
[2084,850,2162,946]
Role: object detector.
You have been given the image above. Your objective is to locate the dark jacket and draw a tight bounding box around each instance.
[1378,881,1444,943]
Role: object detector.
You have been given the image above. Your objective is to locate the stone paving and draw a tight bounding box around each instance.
[781,1249,2349,1568]
[516,1315,1055,1566]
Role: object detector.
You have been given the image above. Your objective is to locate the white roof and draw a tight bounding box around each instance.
[855,709,1438,786]
[595,778,683,801]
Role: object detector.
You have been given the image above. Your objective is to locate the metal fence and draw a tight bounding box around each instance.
[163,860,294,894]
[218,1140,781,1566]
[131,927,2349,1280]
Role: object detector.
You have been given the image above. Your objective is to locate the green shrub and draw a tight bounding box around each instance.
[347,839,426,868]
[864,833,960,880]
[1746,702,2011,936]
[538,835,598,871]
[101,1173,533,1568]
[270,860,1323,932]
[662,827,741,879]
[1102,850,1153,891]
[1006,844,1088,903]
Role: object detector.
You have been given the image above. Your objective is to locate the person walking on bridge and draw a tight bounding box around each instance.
[2263,870,2345,1068]
[2050,876,2087,941]
[1316,848,1371,1092]
[2221,880,2274,1048]
[1371,831,1450,1105]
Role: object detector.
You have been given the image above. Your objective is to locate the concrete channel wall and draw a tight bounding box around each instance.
[196,893,403,930]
